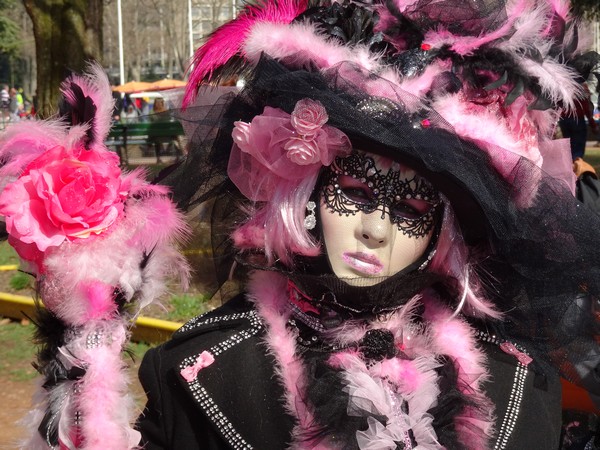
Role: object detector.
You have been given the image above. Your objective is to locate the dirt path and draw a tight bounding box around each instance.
[0,376,37,448]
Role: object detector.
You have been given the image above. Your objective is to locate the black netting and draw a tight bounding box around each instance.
[162,56,599,387]
[403,0,509,36]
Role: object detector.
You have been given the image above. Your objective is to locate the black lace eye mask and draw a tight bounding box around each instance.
[321,152,441,238]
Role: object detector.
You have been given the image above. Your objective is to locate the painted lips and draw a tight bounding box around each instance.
[342,252,384,275]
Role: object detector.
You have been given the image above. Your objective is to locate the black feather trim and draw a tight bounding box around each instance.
[303,351,371,449]
[58,81,97,149]
[296,1,386,52]
[30,304,68,376]
[429,356,486,450]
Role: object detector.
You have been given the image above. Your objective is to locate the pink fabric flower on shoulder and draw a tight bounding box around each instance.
[0,144,126,263]
[228,98,351,201]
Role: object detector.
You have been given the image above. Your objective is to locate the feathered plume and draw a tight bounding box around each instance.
[183,0,309,106]
[0,64,190,449]
[59,63,115,150]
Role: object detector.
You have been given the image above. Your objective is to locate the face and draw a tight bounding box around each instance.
[320,152,440,285]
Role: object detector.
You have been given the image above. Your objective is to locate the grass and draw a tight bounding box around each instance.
[0,321,38,381]
[584,146,600,173]
[9,271,31,290]
[167,293,210,322]
[0,239,19,265]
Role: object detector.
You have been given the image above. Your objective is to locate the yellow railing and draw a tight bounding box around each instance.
[0,292,183,344]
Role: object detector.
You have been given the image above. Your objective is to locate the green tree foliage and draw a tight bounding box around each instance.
[22,0,103,118]
[571,0,600,20]
[0,0,20,57]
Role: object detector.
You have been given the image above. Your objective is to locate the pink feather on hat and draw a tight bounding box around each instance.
[183,0,309,107]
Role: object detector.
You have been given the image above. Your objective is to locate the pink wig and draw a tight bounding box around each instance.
[429,201,501,319]
[232,171,322,265]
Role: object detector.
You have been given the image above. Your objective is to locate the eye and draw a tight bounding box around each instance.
[391,199,435,220]
[341,187,373,204]
[337,175,374,206]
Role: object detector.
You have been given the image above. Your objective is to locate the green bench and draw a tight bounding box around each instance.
[106,119,185,164]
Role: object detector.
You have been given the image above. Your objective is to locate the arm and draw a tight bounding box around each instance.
[583,85,598,132]
[137,347,171,449]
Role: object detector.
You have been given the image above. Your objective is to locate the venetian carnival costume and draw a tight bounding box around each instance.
[1,0,600,450]
[133,0,600,448]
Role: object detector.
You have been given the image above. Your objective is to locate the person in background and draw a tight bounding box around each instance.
[0,84,9,128]
[16,88,24,117]
[121,103,139,123]
[111,89,122,122]
[8,88,20,123]
[559,82,598,160]
[150,97,172,164]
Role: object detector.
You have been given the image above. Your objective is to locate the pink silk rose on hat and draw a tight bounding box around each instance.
[0,144,126,265]
[228,98,351,201]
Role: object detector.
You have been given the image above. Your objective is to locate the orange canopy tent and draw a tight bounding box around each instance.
[112,81,153,94]
[148,78,187,90]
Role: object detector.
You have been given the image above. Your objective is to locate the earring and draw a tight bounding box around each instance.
[418,248,436,271]
[304,201,317,230]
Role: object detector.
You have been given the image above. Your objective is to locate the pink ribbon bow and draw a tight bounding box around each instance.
[499,342,533,366]
[180,351,215,382]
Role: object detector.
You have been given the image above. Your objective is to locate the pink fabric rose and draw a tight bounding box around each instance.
[284,138,320,165]
[232,121,252,148]
[228,99,351,201]
[0,145,125,262]
[290,98,328,138]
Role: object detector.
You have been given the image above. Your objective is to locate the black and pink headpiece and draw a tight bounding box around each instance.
[184,0,597,193]
[166,0,600,387]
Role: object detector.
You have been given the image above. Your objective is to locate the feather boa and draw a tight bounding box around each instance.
[249,271,494,449]
[0,64,190,449]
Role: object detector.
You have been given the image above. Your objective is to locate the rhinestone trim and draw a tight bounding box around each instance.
[188,384,253,450]
[177,309,257,334]
[476,330,529,450]
[86,330,103,348]
[289,302,326,332]
[179,310,263,449]
[493,362,527,450]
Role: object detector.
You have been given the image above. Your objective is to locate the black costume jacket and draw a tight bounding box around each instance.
[136,294,562,449]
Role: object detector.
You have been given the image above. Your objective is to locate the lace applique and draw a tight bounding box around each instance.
[322,152,441,238]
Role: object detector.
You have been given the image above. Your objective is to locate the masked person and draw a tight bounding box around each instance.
[131,0,600,449]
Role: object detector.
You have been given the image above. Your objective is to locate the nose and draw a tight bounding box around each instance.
[360,210,393,246]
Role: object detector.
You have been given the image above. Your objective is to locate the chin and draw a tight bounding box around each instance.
[338,274,388,287]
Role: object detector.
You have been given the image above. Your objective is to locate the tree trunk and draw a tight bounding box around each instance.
[22,0,103,118]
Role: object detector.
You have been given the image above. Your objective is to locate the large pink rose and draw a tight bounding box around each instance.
[0,145,125,260]
[290,98,328,137]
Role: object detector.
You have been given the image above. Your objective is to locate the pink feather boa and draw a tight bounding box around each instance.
[248,271,495,449]
[1,64,190,449]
